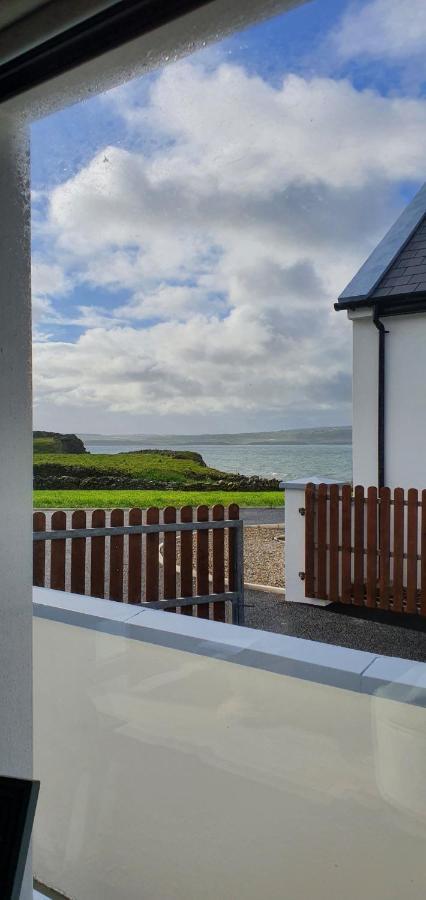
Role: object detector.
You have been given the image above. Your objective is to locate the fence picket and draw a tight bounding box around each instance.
[212,504,226,621]
[128,508,142,604]
[366,486,377,608]
[341,485,352,604]
[180,506,193,615]
[393,487,404,612]
[406,488,418,613]
[50,510,66,591]
[109,509,124,602]
[33,512,46,587]
[146,507,159,603]
[421,490,426,616]
[197,505,209,619]
[90,509,105,598]
[379,487,390,610]
[353,485,364,606]
[329,484,339,603]
[317,484,327,600]
[71,510,86,595]
[163,507,177,613]
[304,484,315,598]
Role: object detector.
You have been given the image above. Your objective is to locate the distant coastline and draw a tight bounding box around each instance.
[78,427,352,481]
[80,425,352,447]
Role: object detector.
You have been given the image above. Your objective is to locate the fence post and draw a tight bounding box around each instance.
[280,477,347,606]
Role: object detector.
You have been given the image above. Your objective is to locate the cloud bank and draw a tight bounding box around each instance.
[33,39,426,431]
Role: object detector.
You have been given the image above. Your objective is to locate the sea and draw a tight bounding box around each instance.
[83,439,352,483]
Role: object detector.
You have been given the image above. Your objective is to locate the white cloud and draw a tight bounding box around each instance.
[33,59,426,427]
[332,0,426,62]
[34,307,348,418]
[32,260,70,305]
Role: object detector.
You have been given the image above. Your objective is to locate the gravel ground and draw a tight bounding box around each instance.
[244,526,284,587]
[173,524,284,589]
[244,590,426,661]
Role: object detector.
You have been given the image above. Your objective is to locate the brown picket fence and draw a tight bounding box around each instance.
[33,505,244,624]
[304,483,426,616]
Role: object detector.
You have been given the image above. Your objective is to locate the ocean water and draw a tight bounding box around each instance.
[84,441,352,482]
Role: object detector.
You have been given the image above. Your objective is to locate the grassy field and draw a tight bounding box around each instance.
[33,489,284,509]
[34,450,224,483]
[34,436,65,453]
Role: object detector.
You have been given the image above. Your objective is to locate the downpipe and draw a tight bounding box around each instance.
[373,303,387,489]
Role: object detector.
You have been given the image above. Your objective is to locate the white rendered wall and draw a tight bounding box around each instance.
[352,309,426,490]
[0,115,33,898]
[385,313,426,490]
[33,614,426,900]
[351,308,379,486]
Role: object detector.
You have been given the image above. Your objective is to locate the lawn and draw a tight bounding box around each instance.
[33,489,284,509]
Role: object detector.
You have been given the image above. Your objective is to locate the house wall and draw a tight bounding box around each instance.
[33,602,426,900]
[351,308,379,486]
[351,308,426,490]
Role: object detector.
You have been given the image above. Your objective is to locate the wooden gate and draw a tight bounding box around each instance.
[33,505,244,624]
[304,483,426,615]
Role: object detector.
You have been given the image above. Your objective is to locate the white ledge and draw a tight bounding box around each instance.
[33,587,426,706]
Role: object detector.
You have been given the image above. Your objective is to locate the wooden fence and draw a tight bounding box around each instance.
[305,483,426,616]
[33,504,244,624]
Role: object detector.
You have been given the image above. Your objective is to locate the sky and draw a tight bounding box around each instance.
[31,0,426,435]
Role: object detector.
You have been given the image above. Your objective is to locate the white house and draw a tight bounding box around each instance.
[336,183,426,491]
[283,184,426,608]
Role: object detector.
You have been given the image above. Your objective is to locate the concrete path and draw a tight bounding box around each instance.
[244,589,426,662]
[240,507,284,525]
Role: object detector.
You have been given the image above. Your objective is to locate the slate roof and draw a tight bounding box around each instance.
[371,217,426,298]
[336,182,426,309]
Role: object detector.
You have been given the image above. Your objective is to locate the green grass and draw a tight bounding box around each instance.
[34,436,64,453]
[34,451,223,484]
[33,489,284,509]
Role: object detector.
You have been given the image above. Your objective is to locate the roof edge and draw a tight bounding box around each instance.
[337,183,426,305]
[335,292,426,316]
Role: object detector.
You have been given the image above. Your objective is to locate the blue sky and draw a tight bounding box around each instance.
[31,0,426,434]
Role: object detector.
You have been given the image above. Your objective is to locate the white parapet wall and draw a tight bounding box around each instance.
[33,587,426,900]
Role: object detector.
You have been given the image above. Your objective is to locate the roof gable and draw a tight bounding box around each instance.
[336,182,426,309]
[371,217,426,298]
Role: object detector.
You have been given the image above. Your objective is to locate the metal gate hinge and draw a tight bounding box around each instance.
[299,571,306,581]
[299,507,305,516]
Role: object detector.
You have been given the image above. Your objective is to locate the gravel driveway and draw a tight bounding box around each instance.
[244,589,426,662]
[240,507,284,525]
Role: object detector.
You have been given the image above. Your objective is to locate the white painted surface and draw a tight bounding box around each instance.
[385,313,426,490]
[281,483,307,603]
[0,114,33,899]
[33,612,426,900]
[351,310,426,490]
[33,587,378,692]
[351,308,379,487]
